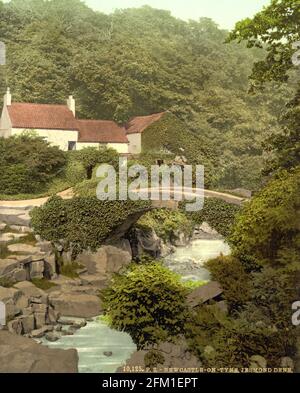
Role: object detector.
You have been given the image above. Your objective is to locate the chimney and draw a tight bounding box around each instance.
[4,87,11,106]
[67,95,75,117]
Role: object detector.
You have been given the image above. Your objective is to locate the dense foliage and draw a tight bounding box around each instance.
[228,0,300,88]
[0,135,66,194]
[30,195,151,257]
[229,168,300,270]
[182,198,241,238]
[70,146,119,179]
[137,209,193,244]
[102,262,188,349]
[0,0,294,190]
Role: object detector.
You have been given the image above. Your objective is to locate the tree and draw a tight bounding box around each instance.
[228,0,300,88]
[0,134,66,194]
[228,168,300,270]
[72,146,119,179]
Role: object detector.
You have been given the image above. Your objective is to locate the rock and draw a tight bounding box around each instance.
[30,326,53,338]
[49,292,102,318]
[187,281,223,307]
[0,330,78,373]
[7,244,40,255]
[0,209,30,227]
[44,254,56,278]
[57,317,78,326]
[14,281,47,302]
[249,355,267,369]
[13,268,27,282]
[10,225,32,233]
[34,312,47,329]
[45,332,60,342]
[7,318,23,335]
[19,314,35,334]
[104,351,113,357]
[78,244,132,276]
[67,326,78,334]
[172,230,190,247]
[80,274,107,288]
[47,307,60,325]
[0,233,27,242]
[0,223,6,231]
[15,294,29,309]
[29,261,45,279]
[0,259,21,277]
[0,286,22,319]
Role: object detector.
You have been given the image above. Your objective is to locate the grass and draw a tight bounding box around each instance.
[13,232,36,246]
[183,280,208,291]
[31,278,58,290]
[60,262,84,279]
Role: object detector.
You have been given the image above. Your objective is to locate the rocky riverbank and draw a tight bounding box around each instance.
[0,204,230,373]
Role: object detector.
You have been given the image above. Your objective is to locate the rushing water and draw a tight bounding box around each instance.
[164,239,231,282]
[40,317,137,373]
[40,238,230,373]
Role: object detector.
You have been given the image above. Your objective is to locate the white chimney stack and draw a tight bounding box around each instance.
[67,95,75,117]
[4,87,11,106]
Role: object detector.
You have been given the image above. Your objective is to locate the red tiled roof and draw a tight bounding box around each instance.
[7,103,78,131]
[126,112,166,134]
[77,120,128,143]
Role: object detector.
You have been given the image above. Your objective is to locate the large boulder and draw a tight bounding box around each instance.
[49,291,102,318]
[0,259,21,277]
[14,281,48,302]
[0,330,78,373]
[78,243,132,276]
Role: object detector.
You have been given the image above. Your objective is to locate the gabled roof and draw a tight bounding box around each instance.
[7,103,78,131]
[126,112,166,134]
[77,119,128,143]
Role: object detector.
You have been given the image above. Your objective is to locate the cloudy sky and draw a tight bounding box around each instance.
[85,0,271,29]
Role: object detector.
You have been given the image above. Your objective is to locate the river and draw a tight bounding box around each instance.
[40,238,230,373]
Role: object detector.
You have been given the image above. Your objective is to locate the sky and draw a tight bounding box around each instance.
[84,0,271,30]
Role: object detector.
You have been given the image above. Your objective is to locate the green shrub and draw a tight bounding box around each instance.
[71,146,119,179]
[137,209,193,242]
[64,159,87,186]
[101,262,188,349]
[30,196,151,258]
[144,350,165,369]
[0,135,66,195]
[205,256,251,313]
[229,168,300,269]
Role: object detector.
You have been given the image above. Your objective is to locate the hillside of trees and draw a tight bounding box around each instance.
[0,0,296,189]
